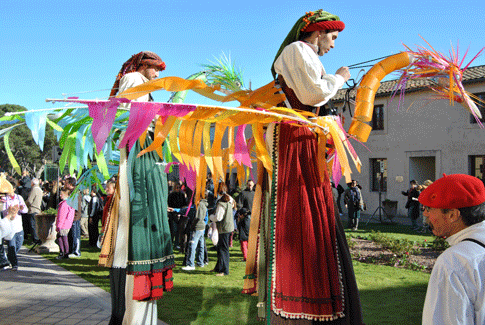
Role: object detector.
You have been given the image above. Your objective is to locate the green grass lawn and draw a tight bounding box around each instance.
[40,226,432,325]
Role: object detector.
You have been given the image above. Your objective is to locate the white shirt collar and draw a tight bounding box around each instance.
[446,221,485,246]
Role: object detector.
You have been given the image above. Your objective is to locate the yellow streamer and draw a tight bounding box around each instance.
[252,123,272,174]
[137,115,177,158]
[168,119,182,162]
[203,123,214,176]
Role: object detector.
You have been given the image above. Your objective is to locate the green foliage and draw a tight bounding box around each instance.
[0,104,59,175]
[431,236,450,251]
[42,207,58,215]
[201,53,245,93]
[368,231,421,255]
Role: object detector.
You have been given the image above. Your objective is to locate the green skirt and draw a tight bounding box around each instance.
[127,138,175,275]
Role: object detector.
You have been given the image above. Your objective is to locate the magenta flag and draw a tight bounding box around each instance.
[89,98,129,154]
[234,124,252,168]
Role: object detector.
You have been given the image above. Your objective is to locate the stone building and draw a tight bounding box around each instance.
[332,65,485,217]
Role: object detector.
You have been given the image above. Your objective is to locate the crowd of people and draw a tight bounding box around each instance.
[167,177,254,276]
[402,179,434,232]
[0,170,255,275]
[0,170,116,267]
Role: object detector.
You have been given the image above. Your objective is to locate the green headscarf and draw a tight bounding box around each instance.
[271,9,343,78]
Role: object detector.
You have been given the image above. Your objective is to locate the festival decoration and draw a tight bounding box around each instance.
[1,42,482,198]
[349,39,484,142]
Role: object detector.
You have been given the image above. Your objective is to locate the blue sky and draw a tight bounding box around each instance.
[1,0,484,111]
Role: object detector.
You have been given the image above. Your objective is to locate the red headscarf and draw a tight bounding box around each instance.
[110,51,166,97]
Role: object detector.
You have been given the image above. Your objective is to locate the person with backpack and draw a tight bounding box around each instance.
[88,187,103,247]
[344,180,362,230]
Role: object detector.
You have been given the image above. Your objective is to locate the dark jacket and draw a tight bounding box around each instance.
[237,188,255,211]
[402,188,420,209]
[237,215,251,242]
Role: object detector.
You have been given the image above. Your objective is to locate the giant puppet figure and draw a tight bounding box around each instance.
[99,51,174,325]
[243,10,364,324]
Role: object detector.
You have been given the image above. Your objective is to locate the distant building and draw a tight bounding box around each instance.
[332,65,485,217]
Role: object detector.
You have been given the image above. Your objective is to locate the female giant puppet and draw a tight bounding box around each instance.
[99,51,175,325]
[242,10,364,324]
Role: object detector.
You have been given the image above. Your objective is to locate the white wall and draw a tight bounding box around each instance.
[339,82,485,216]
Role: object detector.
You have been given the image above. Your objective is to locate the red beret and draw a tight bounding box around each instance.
[419,174,485,209]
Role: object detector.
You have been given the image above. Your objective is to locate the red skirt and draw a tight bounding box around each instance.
[270,123,343,321]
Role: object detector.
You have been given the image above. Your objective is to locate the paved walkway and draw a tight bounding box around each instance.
[0,247,167,325]
[0,247,111,325]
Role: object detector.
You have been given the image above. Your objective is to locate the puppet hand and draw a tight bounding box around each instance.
[336,67,351,82]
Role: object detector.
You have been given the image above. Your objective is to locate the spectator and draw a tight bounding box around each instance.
[236,208,251,261]
[420,174,485,324]
[210,182,235,276]
[402,180,420,230]
[236,180,255,212]
[1,187,28,271]
[64,177,82,257]
[100,181,115,235]
[25,178,43,244]
[0,205,18,242]
[336,183,345,216]
[88,187,103,247]
[55,189,75,259]
[167,183,187,250]
[80,189,91,238]
[182,198,209,271]
[18,169,32,201]
[344,180,362,230]
[45,180,60,211]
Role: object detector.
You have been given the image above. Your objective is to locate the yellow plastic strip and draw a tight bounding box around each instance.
[191,121,205,175]
[203,123,214,176]
[211,123,226,190]
[168,119,182,162]
[137,115,177,157]
[117,76,209,100]
[227,126,235,167]
[252,123,272,174]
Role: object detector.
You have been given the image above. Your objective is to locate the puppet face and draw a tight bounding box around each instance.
[318,30,339,56]
[140,66,161,80]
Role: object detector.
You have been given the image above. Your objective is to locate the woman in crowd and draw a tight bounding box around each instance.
[1,186,28,270]
[56,189,75,259]
[210,183,235,276]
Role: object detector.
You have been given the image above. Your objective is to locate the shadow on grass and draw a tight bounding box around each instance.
[158,284,261,325]
[360,283,428,325]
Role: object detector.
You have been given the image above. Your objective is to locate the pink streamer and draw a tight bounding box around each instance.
[158,103,197,117]
[234,125,252,168]
[88,98,130,154]
[332,154,343,185]
[119,102,161,151]
[119,102,196,151]
[178,163,197,192]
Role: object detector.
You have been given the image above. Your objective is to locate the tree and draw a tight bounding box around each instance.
[0,104,58,176]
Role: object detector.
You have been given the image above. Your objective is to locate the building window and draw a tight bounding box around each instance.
[370,158,387,192]
[470,92,485,124]
[372,104,384,130]
[469,155,485,181]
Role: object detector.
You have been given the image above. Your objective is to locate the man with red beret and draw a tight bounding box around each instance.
[419,174,485,324]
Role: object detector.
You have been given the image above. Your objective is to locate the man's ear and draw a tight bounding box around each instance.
[448,209,462,223]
